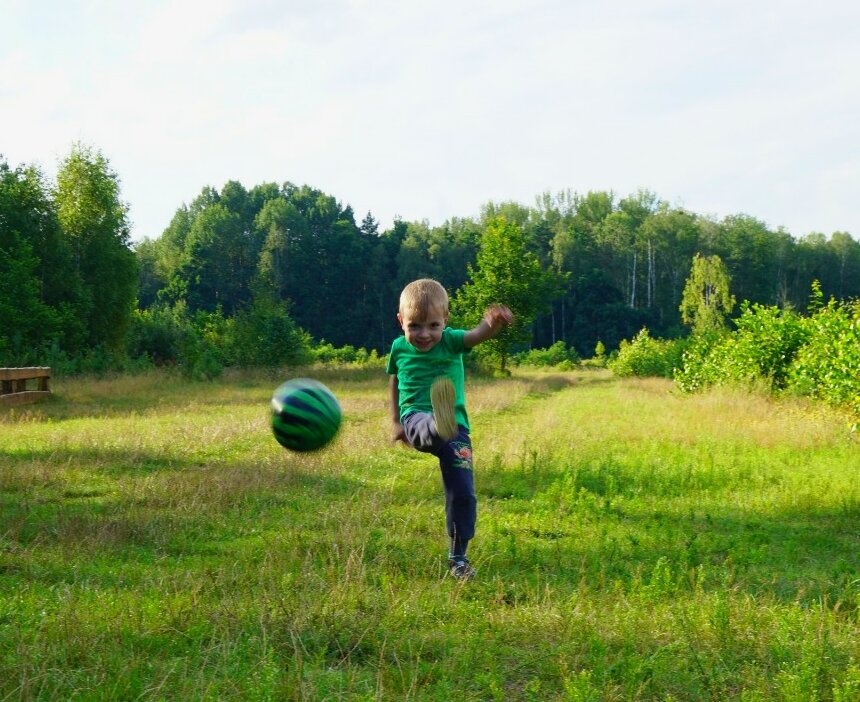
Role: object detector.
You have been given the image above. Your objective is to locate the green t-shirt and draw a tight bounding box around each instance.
[386,327,471,431]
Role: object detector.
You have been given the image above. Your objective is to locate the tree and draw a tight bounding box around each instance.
[375,218,409,349]
[395,218,479,297]
[640,207,700,329]
[791,232,832,307]
[0,232,54,360]
[549,190,621,351]
[713,215,782,306]
[134,238,163,310]
[55,144,138,350]
[454,216,561,373]
[680,254,735,334]
[255,198,308,303]
[616,190,659,309]
[251,185,374,347]
[396,220,437,284]
[828,231,860,300]
[0,160,87,354]
[181,203,245,313]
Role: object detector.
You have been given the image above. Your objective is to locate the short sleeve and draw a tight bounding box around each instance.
[444,327,468,354]
[385,340,399,375]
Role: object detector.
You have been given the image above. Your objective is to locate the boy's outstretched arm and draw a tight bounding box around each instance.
[464,304,514,349]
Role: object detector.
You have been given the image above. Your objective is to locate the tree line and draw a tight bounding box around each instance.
[2,145,859,371]
[1,146,136,361]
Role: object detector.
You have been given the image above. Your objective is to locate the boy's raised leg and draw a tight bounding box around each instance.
[430,376,458,441]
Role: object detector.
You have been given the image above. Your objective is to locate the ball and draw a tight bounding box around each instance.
[270,378,342,452]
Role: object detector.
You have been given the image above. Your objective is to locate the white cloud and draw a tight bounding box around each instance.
[2,0,858,239]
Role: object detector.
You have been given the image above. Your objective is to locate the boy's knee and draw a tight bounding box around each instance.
[403,413,440,452]
[451,490,477,507]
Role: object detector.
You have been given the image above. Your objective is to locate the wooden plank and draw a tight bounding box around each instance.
[0,367,52,381]
[0,390,52,406]
[0,368,53,404]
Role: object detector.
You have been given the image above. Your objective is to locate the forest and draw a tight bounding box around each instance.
[2,144,859,372]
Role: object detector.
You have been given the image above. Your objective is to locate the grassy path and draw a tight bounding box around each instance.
[1,368,858,700]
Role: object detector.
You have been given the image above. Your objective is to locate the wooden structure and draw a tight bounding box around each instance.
[0,367,52,405]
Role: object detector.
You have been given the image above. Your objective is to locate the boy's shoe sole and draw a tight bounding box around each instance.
[430,377,458,441]
[448,558,476,579]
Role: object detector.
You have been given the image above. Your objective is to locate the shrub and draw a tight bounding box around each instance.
[609,328,687,378]
[582,340,608,369]
[225,300,312,368]
[676,304,810,392]
[715,303,809,389]
[2,332,155,377]
[590,340,607,367]
[675,297,860,417]
[673,330,727,392]
[176,324,224,381]
[127,306,184,365]
[312,342,383,367]
[512,341,580,368]
[788,299,860,414]
[126,304,228,379]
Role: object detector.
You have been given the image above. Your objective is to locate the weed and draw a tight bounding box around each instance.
[1,369,857,700]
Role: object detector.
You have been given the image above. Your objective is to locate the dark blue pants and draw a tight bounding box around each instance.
[402,412,477,543]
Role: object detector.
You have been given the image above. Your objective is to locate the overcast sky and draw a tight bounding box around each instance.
[3,0,859,242]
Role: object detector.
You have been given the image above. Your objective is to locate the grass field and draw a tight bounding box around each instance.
[1,367,859,701]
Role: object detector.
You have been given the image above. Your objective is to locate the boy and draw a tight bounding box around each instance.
[387,278,513,579]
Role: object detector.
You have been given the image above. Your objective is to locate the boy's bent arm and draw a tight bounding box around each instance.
[464,304,514,348]
[389,375,406,442]
[389,375,400,423]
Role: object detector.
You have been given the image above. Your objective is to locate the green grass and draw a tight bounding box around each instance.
[1,368,859,701]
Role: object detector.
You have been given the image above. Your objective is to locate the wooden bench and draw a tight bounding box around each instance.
[0,367,52,405]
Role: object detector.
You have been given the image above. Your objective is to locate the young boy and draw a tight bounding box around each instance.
[387,278,513,579]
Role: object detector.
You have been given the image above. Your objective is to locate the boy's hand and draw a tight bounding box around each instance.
[484,304,514,329]
[391,421,406,444]
[465,304,514,348]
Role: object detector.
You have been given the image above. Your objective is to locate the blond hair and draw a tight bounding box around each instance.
[399,279,449,320]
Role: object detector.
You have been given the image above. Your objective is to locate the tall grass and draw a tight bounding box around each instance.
[1,368,858,700]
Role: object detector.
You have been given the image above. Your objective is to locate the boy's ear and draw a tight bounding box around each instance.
[396,313,403,327]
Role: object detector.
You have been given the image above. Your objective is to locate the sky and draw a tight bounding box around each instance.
[3,0,859,243]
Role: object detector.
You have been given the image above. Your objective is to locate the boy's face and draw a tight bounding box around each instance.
[397,310,447,352]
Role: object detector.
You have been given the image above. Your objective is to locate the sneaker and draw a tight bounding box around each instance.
[448,557,476,579]
[430,376,458,441]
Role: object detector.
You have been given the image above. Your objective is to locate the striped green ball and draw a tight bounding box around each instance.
[271,379,342,452]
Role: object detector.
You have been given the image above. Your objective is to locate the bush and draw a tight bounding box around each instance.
[675,304,809,392]
[788,299,860,414]
[127,304,227,380]
[512,341,580,368]
[312,342,383,367]
[224,300,312,368]
[1,333,154,377]
[675,297,860,417]
[176,324,224,381]
[721,303,810,388]
[127,306,184,365]
[609,328,687,378]
[673,330,727,392]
